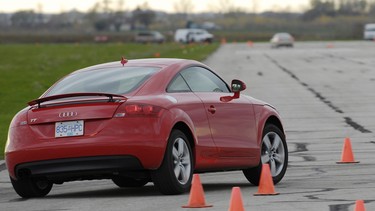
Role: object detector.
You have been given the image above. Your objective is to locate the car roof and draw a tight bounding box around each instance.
[275,32,292,36]
[49,58,219,97]
[74,58,197,74]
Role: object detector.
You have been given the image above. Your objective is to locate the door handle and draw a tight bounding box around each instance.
[208,105,216,114]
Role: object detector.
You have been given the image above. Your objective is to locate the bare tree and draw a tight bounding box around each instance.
[102,0,112,13]
[116,0,125,11]
[36,3,44,24]
[132,3,155,29]
[173,0,194,14]
[113,0,126,32]
[209,0,242,14]
[252,0,260,13]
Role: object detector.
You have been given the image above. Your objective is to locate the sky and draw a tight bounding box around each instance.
[0,0,310,13]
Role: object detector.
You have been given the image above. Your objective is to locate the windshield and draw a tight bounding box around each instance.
[45,66,159,96]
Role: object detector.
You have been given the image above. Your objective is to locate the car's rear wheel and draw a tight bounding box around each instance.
[243,124,288,185]
[10,177,52,198]
[112,176,149,188]
[151,129,193,195]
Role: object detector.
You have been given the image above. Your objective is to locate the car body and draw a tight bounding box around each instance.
[270,32,294,48]
[5,58,288,198]
[134,31,165,44]
[174,28,214,43]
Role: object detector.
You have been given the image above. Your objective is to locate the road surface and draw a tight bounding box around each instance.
[1,41,375,211]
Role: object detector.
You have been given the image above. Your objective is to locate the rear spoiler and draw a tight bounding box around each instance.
[28,93,127,108]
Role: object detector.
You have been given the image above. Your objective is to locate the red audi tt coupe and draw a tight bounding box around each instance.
[5,58,288,198]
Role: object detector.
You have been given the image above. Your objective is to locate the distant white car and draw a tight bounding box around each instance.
[174,28,214,43]
[270,33,294,48]
[364,23,375,40]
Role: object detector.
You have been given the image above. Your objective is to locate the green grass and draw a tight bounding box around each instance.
[0,42,219,158]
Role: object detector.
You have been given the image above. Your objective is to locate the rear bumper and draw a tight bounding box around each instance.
[272,42,293,47]
[6,138,165,179]
[5,116,171,179]
[14,155,145,182]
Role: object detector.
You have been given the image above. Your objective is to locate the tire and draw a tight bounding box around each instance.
[243,124,288,185]
[151,129,193,195]
[10,177,52,198]
[112,176,149,188]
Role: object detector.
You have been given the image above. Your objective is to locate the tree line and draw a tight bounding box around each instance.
[303,0,375,20]
[1,0,375,42]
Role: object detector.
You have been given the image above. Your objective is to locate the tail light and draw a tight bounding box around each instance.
[114,104,163,117]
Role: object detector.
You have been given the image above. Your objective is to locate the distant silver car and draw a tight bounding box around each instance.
[270,33,294,48]
[135,31,165,44]
[364,23,375,40]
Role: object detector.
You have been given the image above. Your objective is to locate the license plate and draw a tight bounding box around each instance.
[55,120,84,138]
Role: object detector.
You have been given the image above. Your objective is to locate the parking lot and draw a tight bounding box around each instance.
[1,41,375,210]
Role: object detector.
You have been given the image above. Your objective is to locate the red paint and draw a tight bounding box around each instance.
[5,58,284,181]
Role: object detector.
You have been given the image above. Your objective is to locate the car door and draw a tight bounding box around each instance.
[180,66,258,159]
[166,73,219,169]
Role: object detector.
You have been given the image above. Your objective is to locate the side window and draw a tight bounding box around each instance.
[167,74,191,92]
[180,67,230,93]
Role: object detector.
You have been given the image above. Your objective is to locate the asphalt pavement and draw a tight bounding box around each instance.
[1,41,375,211]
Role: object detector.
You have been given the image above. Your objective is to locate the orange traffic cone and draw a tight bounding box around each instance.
[154,52,160,58]
[336,137,360,164]
[254,164,279,196]
[327,43,334,48]
[228,187,245,211]
[182,174,213,208]
[354,200,366,211]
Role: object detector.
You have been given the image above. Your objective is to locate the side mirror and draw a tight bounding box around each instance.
[231,79,246,92]
[220,79,246,102]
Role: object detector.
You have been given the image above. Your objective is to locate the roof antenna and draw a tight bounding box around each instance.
[121,56,128,66]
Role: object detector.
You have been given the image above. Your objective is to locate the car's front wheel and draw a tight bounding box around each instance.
[151,129,193,195]
[10,177,52,198]
[243,124,288,185]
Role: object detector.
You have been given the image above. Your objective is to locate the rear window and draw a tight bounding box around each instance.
[278,33,291,38]
[45,66,159,96]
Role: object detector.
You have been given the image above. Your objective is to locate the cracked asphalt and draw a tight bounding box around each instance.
[1,41,375,211]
